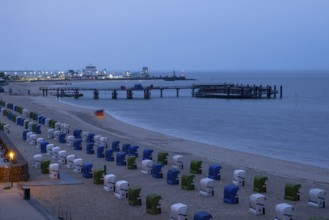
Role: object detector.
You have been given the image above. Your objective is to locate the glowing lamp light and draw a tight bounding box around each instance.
[8,152,15,161]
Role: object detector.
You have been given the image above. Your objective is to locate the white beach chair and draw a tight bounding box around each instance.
[232,169,246,186]
[22,109,29,118]
[170,203,188,220]
[29,134,37,145]
[141,159,153,175]
[115,180,129,199]
[172,155,184,170]
[66,155,76,168]
[26,132,34,143]
[49,163,60,179]
[66,135,75,146]
[73,158,83,173]
[53,130,61,141]
[52,146,61,160]
[308,188,326,208]
[199,178,214,197]
[33,154,42,168]
[93,135,102,145]
[249,193,266,215]
[4,124,10,134]
[46,144,54,155]
[99,137,109,147]
[274,203,293,220]
[104,174,116,192]
[47,128,54,139]
[55,122,61,131]
[58,150,67,164]
[37,138,45,148]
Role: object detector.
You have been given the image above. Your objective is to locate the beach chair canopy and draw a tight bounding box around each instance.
[66,135,75,146]
[254,175,268,193]
[146,194,162,215]
[170,203,188,220]
[58,133,66,143]
[308,188,326,208]
[167,167,180,185]
[116,152,127,166]
[41,160,51,174]
[73,139,83,150]
[93,169,105,185]
[86,133,95,143]
[86,142,94,154]
[223,184,239,204]
[129,145,139,157]
[33,154,42,162]
[105,148,114,161]
[173,155,184,170]
[115,180,129,199]
[82,163,93,178]
[152,163,163,178]
[40,141,49,154]
[274,203,293,220]
[199,178,214,197]
[249,193,266,215]
[49,163,59,171]
[104,174,116,192]
[181,174,195,190]
[232,169,246,186]
[46,144,54,155]
[97,145,105,158]
[112,140,120,151]
[73,129,82,138]
[121,143,131,154]
[128,187,142,206]
[284,183,301,201]
[143,148,153,160]
[193,211,213,220]
[208,164,221,180]
[141,159,153,175]
[66,155,75,168]
[127,156,137,169]
[157,152,168,165]
[190,160,203,174]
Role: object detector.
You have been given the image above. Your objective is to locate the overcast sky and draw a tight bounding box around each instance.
[1,0,329,72]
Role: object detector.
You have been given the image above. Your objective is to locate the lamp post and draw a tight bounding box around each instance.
[3,151,15,190]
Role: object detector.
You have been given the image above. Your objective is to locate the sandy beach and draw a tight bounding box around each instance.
[1,81,328,220]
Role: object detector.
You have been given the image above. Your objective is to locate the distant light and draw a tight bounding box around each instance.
[8,151,15,161]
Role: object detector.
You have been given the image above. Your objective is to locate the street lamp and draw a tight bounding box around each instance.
[3,151,15,190]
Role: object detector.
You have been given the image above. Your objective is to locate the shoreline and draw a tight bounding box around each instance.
[1,81,328,219]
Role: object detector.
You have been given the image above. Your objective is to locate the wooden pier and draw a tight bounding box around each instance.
[39,83,282,99]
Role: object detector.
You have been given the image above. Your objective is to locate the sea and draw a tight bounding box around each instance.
[58,71,329,169]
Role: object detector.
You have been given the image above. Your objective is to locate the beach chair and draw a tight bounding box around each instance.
[232,169,246,186]
[4,124,10,134]
[73,129,82,139]
[99,137,109,148]
[274,203,293,220]
[93,135,102,145]
[58,133,66,143]
[173,155,184,170]
[190,160,202,174]
[146,193,162,215]
[55,122,61,131]
[46,144,54,155]
[249,193,266,215]
[37,137,45,147]
[104,174,116,192]
[93,169,104,185]
[73,139,83,150]
[284,183,301,201]
[116,152,126,166]
[208,164,221,180]
[97,145,105,158]
[254,175,268,193]
[223,184,239,204]
[26,131,33,143]
[308,188,326,208]
[167,167,180,185]
[61,123,70,134]
[199,178,214,197]
[105,148,114,161]
[58,150,67,164]
[82,162,93,178]
[47,128,54,139]
[40,141,49,154]
[193,211,213,220]
[66,155,75,168]
[86,133,95,143]
[86,142,94,154]
[127,155,137,170]
[170,203,188,220]
[33,154,42,168]
[112,140,120,152]
[122,143,131,154]
[73,158,83,173]
[49,163,60,179]
[157,152,168,165]
[128,187,142,206]
[143,148,153,160]
[22,130,29,140]
[82,131,90,142]
[66,135,74,146]
[53,130,60,141]
[45,118,51,127]
[115,180,129,199]
[29,134,37,145]
[129,145,139,157]
[152,163,163,178]
[51,146,61,160]
[141,159,153,175]
[181,174,195,190]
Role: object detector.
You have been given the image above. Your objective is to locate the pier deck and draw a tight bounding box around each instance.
[39,83,282,99]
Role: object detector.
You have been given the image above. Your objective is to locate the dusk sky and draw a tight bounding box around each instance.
[1,0,329,72]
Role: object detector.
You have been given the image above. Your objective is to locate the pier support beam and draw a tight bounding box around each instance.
[112,90,117,99]
[74,89,80,99]
[280,85,283,98]
[93,90,99,99]
[160,89,163,98]
[176,89,179,97]
[127,90,133,99]
[274,86,277,98]
[144,89,150,99]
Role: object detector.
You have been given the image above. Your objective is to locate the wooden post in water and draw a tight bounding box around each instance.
[274,85,277,98]
[74,89,79,99]
[112,90,117,99]
[280,85,283,98]
[176,89,179,97]
[56,88,60,99]
[93,90,99,99]
[160,89,163,98]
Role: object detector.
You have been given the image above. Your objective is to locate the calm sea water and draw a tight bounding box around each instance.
[59,71,329,169]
